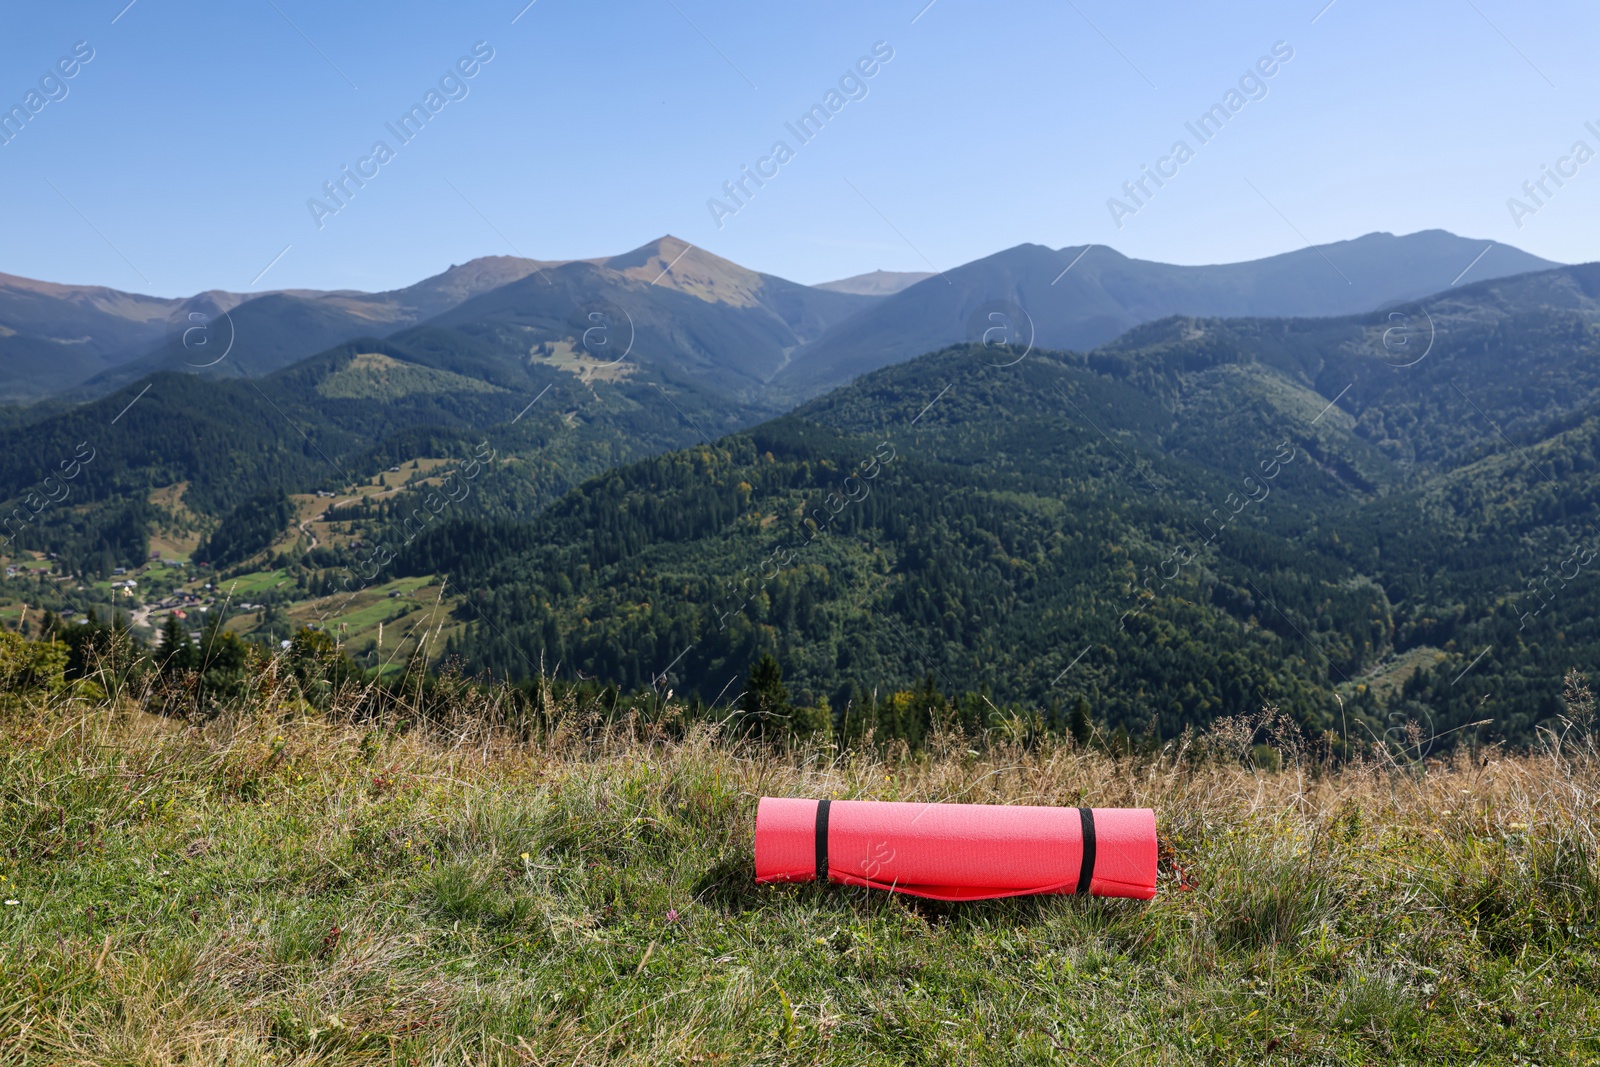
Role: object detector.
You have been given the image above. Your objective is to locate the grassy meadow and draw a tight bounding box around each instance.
[1,672,1598,1065]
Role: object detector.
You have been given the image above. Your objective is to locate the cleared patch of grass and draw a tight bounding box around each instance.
[214,568,294,597]
[0,688,1597,1065]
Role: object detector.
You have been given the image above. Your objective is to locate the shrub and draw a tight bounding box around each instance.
[0,628,67,696]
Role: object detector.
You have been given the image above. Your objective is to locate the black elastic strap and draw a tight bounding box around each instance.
[814,799,831,883]
[1076,807,1097,895]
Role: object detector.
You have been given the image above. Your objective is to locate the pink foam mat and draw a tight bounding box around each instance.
[755,797,1157,901]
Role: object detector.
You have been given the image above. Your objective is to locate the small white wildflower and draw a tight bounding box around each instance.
[3,899,17,906]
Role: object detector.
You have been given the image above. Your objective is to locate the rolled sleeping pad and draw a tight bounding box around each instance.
[755,797,1157,901]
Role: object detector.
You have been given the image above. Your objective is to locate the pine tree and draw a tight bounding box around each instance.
[1070,696,1093,747]
[159,613,190,670]
[741,654,791,739]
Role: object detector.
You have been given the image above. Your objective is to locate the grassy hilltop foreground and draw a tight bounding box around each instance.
[1,650,1599,1065]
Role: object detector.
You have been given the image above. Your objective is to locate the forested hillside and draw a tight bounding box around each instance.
[383,264,1600,749]
[4,260,1599,751]
[0,318,789,576]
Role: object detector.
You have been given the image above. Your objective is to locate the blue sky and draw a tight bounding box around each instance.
[1,0,1596,296]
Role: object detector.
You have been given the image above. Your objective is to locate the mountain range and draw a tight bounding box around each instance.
[387,260,1600,749]
[1,229,1595,749]
[771,231,1558,396]
[0,230,1561,556]
[1,230,1557,405]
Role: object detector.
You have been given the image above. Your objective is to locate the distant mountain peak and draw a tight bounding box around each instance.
[601,235,692,270]
[814,269,935,296]
[601,236,767,307]
[395,255,556,309]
